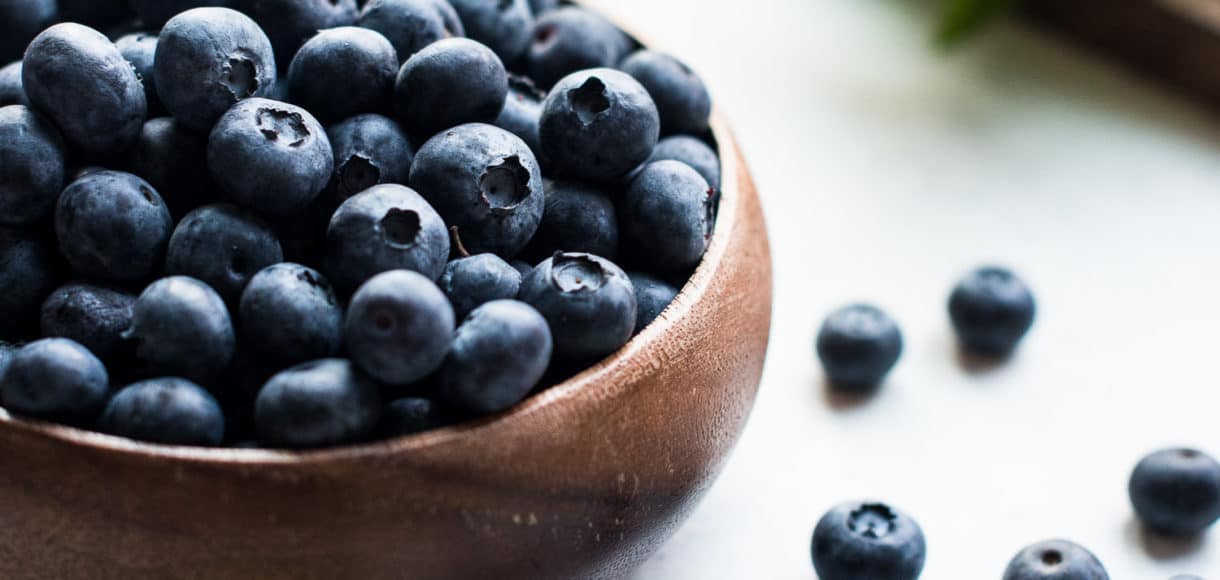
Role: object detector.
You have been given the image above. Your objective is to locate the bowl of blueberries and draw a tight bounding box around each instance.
[0,0,772,578]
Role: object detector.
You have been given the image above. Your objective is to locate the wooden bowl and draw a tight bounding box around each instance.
[0,14,771,580]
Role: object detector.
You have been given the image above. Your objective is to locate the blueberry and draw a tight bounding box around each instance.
[255,358,381,448]
[394,38,508,139]
[527,0,558,16]
[233,0,359,68]
[327,113,415,200]
[518,252,636,359]
[540,68,659,181]
[525,179,619,260]
[0,0,56,62]
[240,263,343,366]
[0,338,109,424]
[527,7,629,89]
[493,74,545,156]
[22,23,147,156]
[1129,448,1220,536]
[379,397,455,437]
[440,299,551,415]
[166,203,284,304]
[447,0,533,64]
[40,283,135,362]
[0,105,65,227]
[620,50,711,136]
[0,61,29,106]
[57,0,135,32]
[1003,539,1108,580]
[127,117,215,220]
[101,377,225,446]
[816,304,903,390]
[345,269,455,385]
[811,501,926,580]
[126,276,236,383]
[287,27,397,123]
[357,0,464,61]
[207,98,334,213]
[325,183,450,293]
[650,135,721,191]
[410,123,543,257]
[115,33,164,117]
[129,0,235,29]
[155,7,276,132]
[620,160,714,273]
[629,272,678,333]
[948,266,1036,356]
[0,227,60,338]
[440,254,522,320]
[55,170,173,284]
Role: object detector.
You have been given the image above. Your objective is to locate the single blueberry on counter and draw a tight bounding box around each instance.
[816,304,903,390]
[207,98,334,214]
[22,23,147,155]
[126,117,215,220]
[524,179,618,260]
[358,0,464,61]
[0,0,56,63]
[518,252,636,360]
[233,0,359,68]
[255,358,381,448]
[1129,448,1220,536]
[527,7,629,89]
[0,61,29,106]
[166,203,284,305]
[101,377,225,446]
[379,397,455,437]
[0,105,65,227]
[344,269,455,386]
[40,283,135,363]
[629,272,678,333]
[447,0,534,64]
[494,74,545,156]
[125,276,236,384]
[115,33,164,117]
[287,27,398,123]
[440,300,552,415]
[540,68,660,181]
[811,501,926,580]
[620,160,714,274]
[620,50,712,137]
[326,113,415,201]
[0,228,60,339]
[410,123,543,257]
[650,135,721,191]
[394,38,508,139]
[154,7,276,132]
[0,338,109,424]
[1002,539,1109,580]
[439,254,522,320]
[240,263,344,366]
[948,266,1036,356]
[54,170,173,285]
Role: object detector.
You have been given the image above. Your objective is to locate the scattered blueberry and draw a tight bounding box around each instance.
[494,74,545,156]
[240,263,343,366]
[948,266,1036,356]
[811,501,927,580]
[620,49,711,137]
[650,135,721,191]
[115,33,164,117]
[125,276,235,384]
[447,0,534,64]
[0,0,56,62]
[0,338,109,424]
[439,253,522,320]
[345,269,455,386]
[357,0,463,61]
[255,358,381,448]
[527,7,629,89]
[232,0,359,68]
[629,272,678,333]
[1003,539,1109,580]
[817,304,904,390]
[287,26,398,123]
[540,68,660,181]
[327,113,415,201]
[0,227,60,339]
[440,299,552,415]
[0,60,29,106]
[394,38,508,139]
[524,179,618,260]
[379,397,455,437]
[126,117,215,220]
[40,283,135,363]
[620,160,713,273]
[519,252,636,360]
[166,203,284,304]
[54,170,173,284]
[101,377,225,446]
[0,105,65,227]
[1129,448,1220,536]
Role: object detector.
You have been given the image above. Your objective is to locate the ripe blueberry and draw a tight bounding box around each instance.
[524,179,619,261]
[811,501,926,580]
[948,266,1036,356]
[650,135,721,191]
[101,377,225,446]
[240,263,344,366]
[0,338,109,424]
[439,254,523,320]
[518,252,636,360]
[358,0,463,61]
[540,68,659,181]
[621,50,712,137]
[0,105,65,227]
[440,299,552,415]
[447,0,534,64]
[287,26,398,123]
[629,272,678,333]
[40,283,135,363]
[125,276,235,384]
[817,304,904,390]
[54,170,173,285]
[620,160,713,273]
[1003,539,1109,580]
[527,7,629,89]
[1129,448,1220,536]
[345,269,455,386]
[255,358,381,448]
[394,38,508,139]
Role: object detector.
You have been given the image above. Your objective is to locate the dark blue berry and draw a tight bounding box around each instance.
[22,23,146,155]
[165,203,283,305]
[380,396,454,437]
[345,269,455,385]
[948,266,1036,356]
[540,68,659,181]
[357,0,463,61]
[0,0,56,62]
[126,117,215,221]
[439,254,522,320]
[232,0,359,68]
[629,271,678,333]
[101,377,225,446]
[526,7,629,89]
[1129,448,1220,536]
[129,0,234,29]
[518,252,636,359]
[208,98,334,214]
[0,61,28,106]
[651,135,721,191]
[447,0,533,64]
[620,160,713,273]
[240,263,343,366]
[0,105,65,227]
[811,501,926,580]
[394,38,508,139]
[0,338,109,424]
[440,299,552,415]
[40,283,135,363]
[524,179,618,260]
[287,26,398,123]
[1003,539,1108,580]
[325,183,450,292]
[493,74,545,156]
[126,276,235,383]
[620,50,711,137]
[54,170,173,284]
[410,123,543,257]
[816,304,903,389]
[0,227,60,339]
[255,358,381,448]
[326,113,414,201]
[115,33,164,117]
[154,7,276,132]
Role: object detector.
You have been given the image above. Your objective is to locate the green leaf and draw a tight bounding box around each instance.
[935,0,1018,48]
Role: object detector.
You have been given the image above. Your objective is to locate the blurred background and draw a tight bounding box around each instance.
[612,0,1220,577]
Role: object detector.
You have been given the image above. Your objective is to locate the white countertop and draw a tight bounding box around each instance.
[617,1,1220,577]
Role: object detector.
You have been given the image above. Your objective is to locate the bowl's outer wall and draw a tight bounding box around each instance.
[0,113,770,580]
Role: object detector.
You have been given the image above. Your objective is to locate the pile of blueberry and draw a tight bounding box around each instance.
[0,0,721,449]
